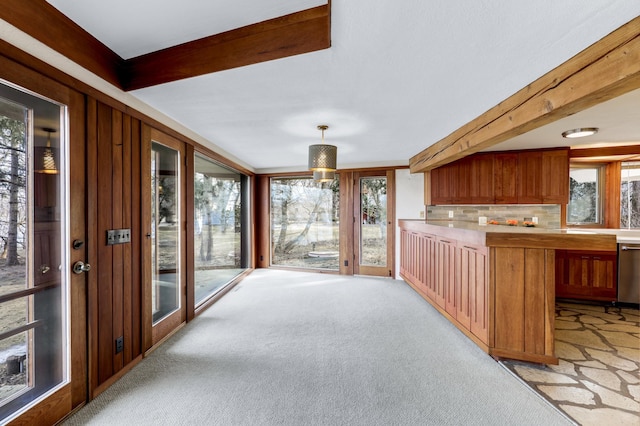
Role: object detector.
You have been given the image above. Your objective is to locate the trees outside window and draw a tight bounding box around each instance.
[270,177,339,269]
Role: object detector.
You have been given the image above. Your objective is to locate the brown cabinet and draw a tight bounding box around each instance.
[556,250,617,301]
[456,242,488,343]
[517,151,543,203]
[493,153,519,204]
[428,148,569,205]
[437,236,456,313]
[542,149,569,204]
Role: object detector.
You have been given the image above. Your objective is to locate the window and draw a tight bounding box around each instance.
[621,161,640,229]
[567,165,605,225]
[0,84,68,422]
[193,154,248,305]
[270,176,339,270]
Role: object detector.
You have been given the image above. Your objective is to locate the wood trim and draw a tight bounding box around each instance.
[91,354,143,399]
[410,16,640,172]
[7,385,71,426]
[124,5,331,90]
[185,143,196,322]
[0,0,124,87]
[570,144,640,158]
[256,175,271,268]
[605,162,622,228]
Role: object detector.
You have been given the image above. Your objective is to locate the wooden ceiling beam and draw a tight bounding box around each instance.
[123,5,331,91]
[0,0,125,87]
[410,16,640,173]
[1,2,331,92]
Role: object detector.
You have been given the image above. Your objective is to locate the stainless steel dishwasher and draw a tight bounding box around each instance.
[618,243,640,305]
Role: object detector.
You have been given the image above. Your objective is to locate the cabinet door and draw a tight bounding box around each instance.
[556,250,617,301]
[590,253,617,300]
[542,149,569,204]
[437,237,455,311]
[494,153,518,203]
[458,243,488,343]
[470,153,494,204]
[456,157,472,202]
[424,233,437,301]
[517,151,543,203]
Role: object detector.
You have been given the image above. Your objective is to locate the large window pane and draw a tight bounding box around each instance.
[621,161,640,229]
[0,86,68,422]
[270,177,339,270]
[568,166,603,225]
[193,154,247,305]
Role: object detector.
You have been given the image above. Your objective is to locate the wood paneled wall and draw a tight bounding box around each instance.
[87,98,142,395]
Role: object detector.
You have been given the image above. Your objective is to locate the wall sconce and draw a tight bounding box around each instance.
[308,125,337,172]
[36,127,58,174]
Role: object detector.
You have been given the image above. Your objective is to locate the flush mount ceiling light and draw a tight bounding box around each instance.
[308,125,337,172]
[561,127,599,138]
[36,127,58,174]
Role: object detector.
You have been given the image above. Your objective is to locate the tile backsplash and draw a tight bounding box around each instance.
[427,205,561,228]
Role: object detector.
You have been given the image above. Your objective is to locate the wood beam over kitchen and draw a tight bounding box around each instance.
[410,16,640,173]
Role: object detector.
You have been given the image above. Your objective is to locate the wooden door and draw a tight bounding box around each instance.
[0,75,86,425]
[353,171,395,277]
[142,126,187,350]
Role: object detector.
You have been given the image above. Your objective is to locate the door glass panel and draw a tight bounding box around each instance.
[270,176,339,270]
[193,154,247,305]
[151,142,180,324]
[360,177,387,266]
[621,161,640,229]
[567,165,604,225]
[0,85,68,422]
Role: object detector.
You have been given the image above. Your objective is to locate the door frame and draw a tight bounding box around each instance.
[141,125,187,352]
[340,169,395,277]
[0,60,87,424]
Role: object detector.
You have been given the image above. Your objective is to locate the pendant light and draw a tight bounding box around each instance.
[37,128,58,174]
[313,170,335,182]
[308,125,337,172]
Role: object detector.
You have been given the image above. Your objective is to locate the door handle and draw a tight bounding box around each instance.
[621,246,640,251]
[72,261,91,274]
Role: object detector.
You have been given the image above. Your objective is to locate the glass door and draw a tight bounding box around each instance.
[354,171,395,277]
[143,126,186,349]
[0,84,73,422]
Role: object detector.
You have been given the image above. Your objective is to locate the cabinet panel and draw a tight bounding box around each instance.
[436,237,455,310]
[494,153,519,204]
[542,149,569,204]
[517,151,543,203]
[555,250,617,301]
[457,243,488,343]
[470,153,494,204]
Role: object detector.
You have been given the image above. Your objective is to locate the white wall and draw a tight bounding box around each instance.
[394,168,425,279]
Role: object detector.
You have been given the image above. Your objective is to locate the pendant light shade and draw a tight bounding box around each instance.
[308,125,337,172]
[36,128,58,175]
[313,170,335,182]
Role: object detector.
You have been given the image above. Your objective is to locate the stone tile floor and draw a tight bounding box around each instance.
[502,302,640,426]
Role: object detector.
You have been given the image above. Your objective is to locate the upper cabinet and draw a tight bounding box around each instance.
[427,148,569,205]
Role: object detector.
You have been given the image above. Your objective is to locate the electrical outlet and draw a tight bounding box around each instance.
[115,336,124,354]
[419,211,425,219]
[532,217,539,224]
[448,210,454,218]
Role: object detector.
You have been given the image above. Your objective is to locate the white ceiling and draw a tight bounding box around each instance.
[45,0,640,173]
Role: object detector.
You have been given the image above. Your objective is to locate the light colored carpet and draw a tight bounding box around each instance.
[64,270,572,425]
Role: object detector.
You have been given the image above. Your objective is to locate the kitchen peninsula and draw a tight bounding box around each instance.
[399,219,618,364]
